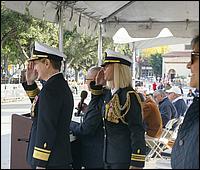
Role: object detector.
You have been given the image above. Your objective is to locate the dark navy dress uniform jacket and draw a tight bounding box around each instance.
[70,92,104,168]
[22,73,74,168]
[90,82,146,168]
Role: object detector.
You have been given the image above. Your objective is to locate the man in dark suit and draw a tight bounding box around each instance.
[166,86,187,118]
[153,89,177,127]
[70,66,105,169]
[22,41,74,169]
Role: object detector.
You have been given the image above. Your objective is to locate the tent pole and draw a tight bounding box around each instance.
[98,22,103,66]
[132,42,136,89]
[58,5,66,77]
[59,6,63,53]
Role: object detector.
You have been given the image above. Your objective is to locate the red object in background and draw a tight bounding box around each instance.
[152,82,157,91]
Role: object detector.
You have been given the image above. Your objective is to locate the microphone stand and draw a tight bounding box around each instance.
[80,112,84,124]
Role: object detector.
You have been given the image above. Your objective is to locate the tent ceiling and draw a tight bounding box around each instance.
[4,1,199,38]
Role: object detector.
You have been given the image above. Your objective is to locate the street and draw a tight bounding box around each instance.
[1,99,31,169]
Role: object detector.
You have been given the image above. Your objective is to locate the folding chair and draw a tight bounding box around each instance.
[145,118,180,161]
[145,135,160,161]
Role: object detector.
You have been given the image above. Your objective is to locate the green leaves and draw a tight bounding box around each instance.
[149,53,163,78]
[1,1,113,80]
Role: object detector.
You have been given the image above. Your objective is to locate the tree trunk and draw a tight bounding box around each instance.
[62,60,67,79]
[75,69,79,82]
[1,28,17,48]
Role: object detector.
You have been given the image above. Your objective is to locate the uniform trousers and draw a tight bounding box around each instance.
[104,162,129,169]
[31,164,73,169]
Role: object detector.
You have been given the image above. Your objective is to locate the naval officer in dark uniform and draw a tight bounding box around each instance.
[70,66,105,169]
[22,41,74,169]
[90,50,146,169]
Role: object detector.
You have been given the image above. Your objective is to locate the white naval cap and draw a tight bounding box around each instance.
[101,49,132,67]
[28,41,66,61]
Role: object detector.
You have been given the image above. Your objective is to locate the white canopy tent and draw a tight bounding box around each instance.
[5,1,199,38]
[4,1,199,71]
[4,1,199,88]
[113,27,192,48]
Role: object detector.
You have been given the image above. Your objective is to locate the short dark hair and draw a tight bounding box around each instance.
[49,58,62,71]
[40,58,62,71]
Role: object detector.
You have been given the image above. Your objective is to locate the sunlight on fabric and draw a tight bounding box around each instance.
[113,28,151,44]
[156,28,174,38]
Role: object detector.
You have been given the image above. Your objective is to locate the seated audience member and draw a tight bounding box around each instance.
[178,85,184,95]
[153,89,177,128]
[194,88,199,97]
[138,93,163,138]
[186,89,195,106]
[166,86,188,118]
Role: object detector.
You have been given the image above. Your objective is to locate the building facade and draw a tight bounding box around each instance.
[162,51,191,85]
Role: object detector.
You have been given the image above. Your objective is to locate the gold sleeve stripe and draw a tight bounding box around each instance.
[33,149,50,161]
[131,154,145,157]
[90,89,103,95]
[131,154,145,161]
[131,157,145,162]
[34,146,51,153]
[25,88,40,97]
[131,154,145,158]
[131,155,145,160]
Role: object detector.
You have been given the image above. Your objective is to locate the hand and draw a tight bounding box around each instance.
[26,61,38,85]
[96,69,106,85]
[80,103,88,113]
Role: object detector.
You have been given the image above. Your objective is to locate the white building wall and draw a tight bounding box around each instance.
[168,44,185,51]
[165,63,191,78]
[162,44,191,78]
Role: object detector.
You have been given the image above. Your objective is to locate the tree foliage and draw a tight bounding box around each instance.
[63,27,113,80]
[148,53,163,78]
[141,46,169,58]
[63,27,113,71]
[1,2,59,78]
[1,2,114,81]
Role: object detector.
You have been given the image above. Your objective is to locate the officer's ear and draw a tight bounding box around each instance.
[44,58,51,68]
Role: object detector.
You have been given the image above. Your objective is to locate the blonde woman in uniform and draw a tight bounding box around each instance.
[90,49,146,169]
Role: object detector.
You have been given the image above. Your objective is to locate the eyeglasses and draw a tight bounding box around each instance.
[191,52,199,64]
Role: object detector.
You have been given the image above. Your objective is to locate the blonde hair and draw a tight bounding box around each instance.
[107,63,132,89]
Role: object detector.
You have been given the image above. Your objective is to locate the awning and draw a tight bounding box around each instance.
[5,1,199,38]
